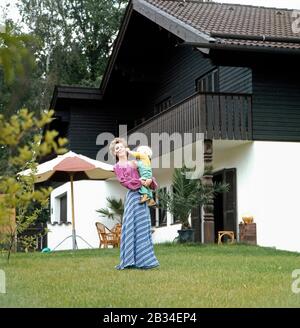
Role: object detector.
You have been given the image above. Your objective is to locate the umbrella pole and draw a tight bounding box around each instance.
[70,173,77,250]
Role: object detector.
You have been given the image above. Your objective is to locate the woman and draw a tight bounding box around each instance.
[110,137,160,270]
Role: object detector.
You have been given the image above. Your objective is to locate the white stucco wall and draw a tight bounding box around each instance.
[48,179,126,250]
[214,140,300,253]
[48,140,300,252]
[48,173,181,250]
[151,169,182,243]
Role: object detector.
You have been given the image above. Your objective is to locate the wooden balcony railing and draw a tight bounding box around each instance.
[128,92,252,141]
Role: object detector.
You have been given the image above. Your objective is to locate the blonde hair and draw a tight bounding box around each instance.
[109,137,128,156]
[137,145,153,158]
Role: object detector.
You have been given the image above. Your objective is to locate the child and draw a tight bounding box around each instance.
[126,145,156,206]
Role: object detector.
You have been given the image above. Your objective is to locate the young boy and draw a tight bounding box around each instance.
[126,145,156,206]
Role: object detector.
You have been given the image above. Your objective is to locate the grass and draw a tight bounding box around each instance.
[0,243,300,308]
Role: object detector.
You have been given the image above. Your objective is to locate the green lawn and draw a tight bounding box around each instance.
[0,243,300,307]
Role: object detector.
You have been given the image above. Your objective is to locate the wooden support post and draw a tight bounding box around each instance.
[203,139,215,243]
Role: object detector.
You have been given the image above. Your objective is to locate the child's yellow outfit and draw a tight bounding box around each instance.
[130,151,153,201]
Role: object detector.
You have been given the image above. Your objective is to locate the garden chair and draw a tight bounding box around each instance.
[95,222,119,248]
[217,231,235,244]
[111,223,122,247]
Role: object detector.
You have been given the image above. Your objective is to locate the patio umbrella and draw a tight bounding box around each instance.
[20,151,114,250]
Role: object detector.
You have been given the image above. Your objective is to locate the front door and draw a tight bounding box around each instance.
[213,168,237,242]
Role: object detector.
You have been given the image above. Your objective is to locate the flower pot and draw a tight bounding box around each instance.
[242,216,254,224]
[177,229,195,243]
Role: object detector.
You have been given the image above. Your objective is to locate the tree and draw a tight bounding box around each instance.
[0,22,37,117]
[17,0,128,109]
[0,29,68,261]
[0,108,67,261]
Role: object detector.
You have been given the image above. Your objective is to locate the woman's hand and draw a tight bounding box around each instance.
[140,178,152,187]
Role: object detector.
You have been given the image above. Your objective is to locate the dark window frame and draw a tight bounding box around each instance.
[150,191,157,227]
[154,97,172,115]
[59,193,67,224]
[171,185,181,224]
[195,68,219,93]
[158,187,167,227]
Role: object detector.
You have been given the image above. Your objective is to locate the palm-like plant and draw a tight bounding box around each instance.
[158,167,229,230]
[96,197,124,224]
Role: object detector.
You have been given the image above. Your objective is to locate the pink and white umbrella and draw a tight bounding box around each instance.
[20,151,114,250]
[22,150,114,183]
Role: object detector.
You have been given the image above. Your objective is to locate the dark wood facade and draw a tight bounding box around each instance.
[252,61,300,141]
[49,87,118,160]
[50,10,300,155]
[103,12,255,134]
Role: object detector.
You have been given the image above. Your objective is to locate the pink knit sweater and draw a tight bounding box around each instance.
[113,162,158,191]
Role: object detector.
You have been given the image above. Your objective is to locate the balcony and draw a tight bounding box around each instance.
[128,92,252,141]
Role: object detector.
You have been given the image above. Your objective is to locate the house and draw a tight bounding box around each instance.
[47,0,300,252]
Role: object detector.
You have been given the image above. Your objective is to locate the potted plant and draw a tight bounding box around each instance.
[158,166,228,243]
[96,197,124,224]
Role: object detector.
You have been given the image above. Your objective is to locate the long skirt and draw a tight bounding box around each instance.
[115,190,160,270]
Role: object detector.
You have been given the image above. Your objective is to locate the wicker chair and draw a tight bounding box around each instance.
[95,222,119,248]
[111,223,122,247]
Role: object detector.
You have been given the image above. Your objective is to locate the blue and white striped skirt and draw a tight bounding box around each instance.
[115,190,160,270]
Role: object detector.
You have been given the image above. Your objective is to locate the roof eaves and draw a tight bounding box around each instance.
[49,85,103,110]
[133,0,215,54]
[56,86,102,100]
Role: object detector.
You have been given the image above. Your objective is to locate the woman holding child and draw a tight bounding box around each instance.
[109,137,159,270]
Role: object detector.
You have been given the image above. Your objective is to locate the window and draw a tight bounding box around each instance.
[56,193,67,224]
[171,185,180,224]
[158,187,167,227]
[196,69,219,93]
[150,192,157,227]
[154,97,172,115]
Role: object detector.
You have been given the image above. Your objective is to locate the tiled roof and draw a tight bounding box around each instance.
[144,0,300,49]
